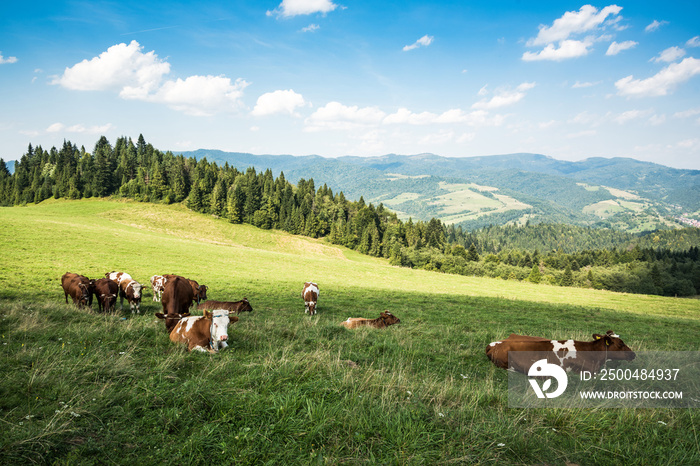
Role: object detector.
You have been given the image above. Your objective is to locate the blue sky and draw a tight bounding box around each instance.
[1,1,700,169]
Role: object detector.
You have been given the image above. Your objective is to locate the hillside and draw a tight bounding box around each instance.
[178,150,700,232]
[1,199,699,464]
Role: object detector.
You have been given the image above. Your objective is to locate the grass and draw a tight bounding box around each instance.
[1,198,699,465]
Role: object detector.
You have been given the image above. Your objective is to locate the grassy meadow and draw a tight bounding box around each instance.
[1,199,699,465]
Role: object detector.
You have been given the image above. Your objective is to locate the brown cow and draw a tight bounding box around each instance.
[197,298,253,315]
[92,278,118,313]
[155,276,195,333]
[119,279,143,314]
[302,282,319,315]
[166,310,238,353]
[162,274,207,306]
[61,272,93,308]
[341,311,401,329]
[485,330,635,374]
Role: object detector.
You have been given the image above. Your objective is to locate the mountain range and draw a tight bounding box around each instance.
[176,150,700,232]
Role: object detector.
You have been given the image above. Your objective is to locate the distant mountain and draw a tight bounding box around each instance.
[175,150,700,232]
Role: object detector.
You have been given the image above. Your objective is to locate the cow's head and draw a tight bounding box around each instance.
[156,312,191,333]
[198,285,208,302]
[78,283,91,307]
[380,311,401,326]
[208,310,238,350]
[593,330,635,361]
[238,298,253,313]
[101,293,118,312]
[306,300,317,316]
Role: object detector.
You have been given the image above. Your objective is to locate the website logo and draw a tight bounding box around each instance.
[528,359,568,399]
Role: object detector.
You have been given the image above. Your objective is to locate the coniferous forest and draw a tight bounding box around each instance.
[2,135,699,297]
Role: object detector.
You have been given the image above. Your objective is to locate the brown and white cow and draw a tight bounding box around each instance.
[485,330,635,374]
[155,276,195,333]
[106,271,131,286]
[92,278,119,313]
[166,310,238,353]
[341,311,401,329]
[302,282,319,316]
[150,275,167,302]
[61,272,93,308]
[119,279,143,313]
[197,298,253,315]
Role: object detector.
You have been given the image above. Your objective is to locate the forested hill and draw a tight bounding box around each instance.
[2,135,700,297]
[179,149,700,233]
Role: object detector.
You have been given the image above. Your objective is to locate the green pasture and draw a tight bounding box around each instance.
[1,199,699,465]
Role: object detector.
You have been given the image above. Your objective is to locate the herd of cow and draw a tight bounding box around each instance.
[60,272,635,373]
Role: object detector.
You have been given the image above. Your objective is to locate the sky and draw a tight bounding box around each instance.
[1,1,700,169]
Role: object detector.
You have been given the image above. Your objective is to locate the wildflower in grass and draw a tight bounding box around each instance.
[460,373,468,379]
[497,443,505,447]
[439,413,445,417]
[70,412,80,417]
[658,421,667,425]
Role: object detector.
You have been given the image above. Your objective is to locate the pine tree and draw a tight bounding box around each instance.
[527,264,542,284]
[560,264,574,287]
[187,181,203,212]
[467,243,480,262]
[210,178,226,216]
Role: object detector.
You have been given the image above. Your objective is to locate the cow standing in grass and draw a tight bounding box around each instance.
[61,272,93,308]
[92,278,118,313]
[150,275,166,302]
[302,282,319,316]
[155,276,194,333]
[198,298,253,315]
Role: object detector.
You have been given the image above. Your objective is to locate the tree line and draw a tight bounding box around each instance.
[1,135,698,297]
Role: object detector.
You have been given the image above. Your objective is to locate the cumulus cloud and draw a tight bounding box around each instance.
[606,40,637,55]
[305,102,386,131]
[572,80,600,88]
[523,39,593,61]
[527,5,622,46]
[0,52,18,64]
[267,0,337,18]
[688,36,700,48]
[52,41,248,116]
[645,20,668,33]
[47,122,114,134]
[472,82,535,109]
[523,5,622,61]
[403,35,434,52]
[615,57,700,97]
[252,89,307,117]
[651,46,686,63]
[301,24,320,33]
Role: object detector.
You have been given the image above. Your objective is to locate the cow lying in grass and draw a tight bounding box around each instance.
[485,330,635,374]
[340,311,401,329]
[161,309,238,353]
[197,298,253,315]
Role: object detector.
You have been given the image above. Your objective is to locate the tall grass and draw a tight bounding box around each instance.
[1,199,699,464]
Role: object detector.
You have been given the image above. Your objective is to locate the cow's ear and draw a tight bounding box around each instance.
[593,334,603,340]
[203,310,212,319]
[155,313,165,319]
[230,316,239,324]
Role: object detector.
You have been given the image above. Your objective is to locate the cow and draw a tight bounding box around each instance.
[105,271,132,286]
[166,310,238,353]
[61,272,93,308]
[119,279,143,314]
[197,298,253,315]
[155,276,195,333]
[150,275,167,302]
[161,274,207,306]
[302,282,319,316]
[92,278,118,313]
[340,311,401,329]
[485,330,635,374]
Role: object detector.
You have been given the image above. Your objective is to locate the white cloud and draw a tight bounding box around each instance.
[614,109,652,124]
[267,0,337,18]
[419,130,455,145]
[649,114,666,125]
[472,82,535,109]
[0,52,18,64]
[252,89,307,117]
[645,20,668,33]
[305,102,386,131]
[606,40,637,55]
[567,129,597,138]
[651,46,686,63]
[674,138,700,149]
[47,122,113,134]
[673,108,700,118]
[688,36,700,48]
[301,24,320,33]
[527,5,622,46]
[52,41,169,97]
[572,80,600,88]
[615,57,700,97]
[522,39,593,61]
[52,41,249,116]
[403,35,434,52]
